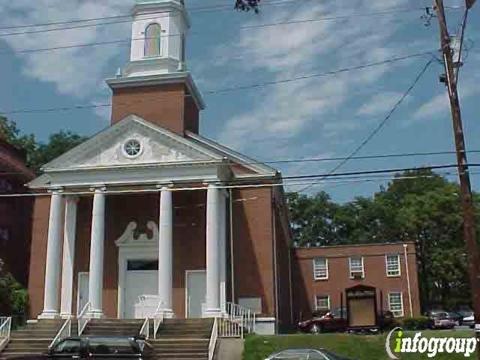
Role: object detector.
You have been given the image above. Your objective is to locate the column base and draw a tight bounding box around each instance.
[203,308,222,318]
[158,308,175,319]
[38,310,60,320]
[60,313,73,319]
[88,309,104,319]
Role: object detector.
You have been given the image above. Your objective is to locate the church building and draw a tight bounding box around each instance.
[27,0,292,334]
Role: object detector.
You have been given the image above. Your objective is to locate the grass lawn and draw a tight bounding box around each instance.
[243,330,477,360]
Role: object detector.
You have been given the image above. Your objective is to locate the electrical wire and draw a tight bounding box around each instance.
[298,58,434,193]
[0,50,435,115]
[0,163,479,198]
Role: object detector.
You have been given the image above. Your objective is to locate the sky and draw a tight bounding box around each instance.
[0,0,479,202]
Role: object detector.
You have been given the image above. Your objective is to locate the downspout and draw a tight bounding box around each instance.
[272,197,279,334]
[229,188,235,302]
[403,243,414,317]
[288,242,294,326]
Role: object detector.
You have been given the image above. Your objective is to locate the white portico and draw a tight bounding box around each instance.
[29,115,275,320]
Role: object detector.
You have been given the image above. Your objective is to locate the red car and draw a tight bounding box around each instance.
[298,308,396,333]
[298,308,348,333]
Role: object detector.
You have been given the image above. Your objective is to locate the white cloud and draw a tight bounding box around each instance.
[412,93,449,120]
[357,91,406,116]
[0,0,132,98]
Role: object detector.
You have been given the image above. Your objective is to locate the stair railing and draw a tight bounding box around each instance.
[77,302,92,336]
[49,317,72,349]
[0,317,12,351]
[153,300,165,339]
[223,302,256,337]
[208,317,218,360]
[139,317,150,340]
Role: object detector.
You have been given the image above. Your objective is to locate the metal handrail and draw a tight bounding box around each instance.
[153,300,165,339]
[77,302,92,336]
[0,317,12,351]
[208,317,218,360]
[139,317,150,340]
[49,317,72,349]
[225,302,256,335]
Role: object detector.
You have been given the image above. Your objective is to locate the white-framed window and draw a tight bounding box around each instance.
[386,254,401,277]
[313,257,328,280]
[238,297,262,314]
[315,295,330,311]
[144,23,162,57]
[388,292,404,317]
[349,256,364,279]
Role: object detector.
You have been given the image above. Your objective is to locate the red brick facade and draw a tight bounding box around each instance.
[0,139,34,285]
[292,243,421,322]
[28,187,293,329]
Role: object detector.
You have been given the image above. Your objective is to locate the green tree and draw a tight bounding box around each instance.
[287,169,476,310]
[0,116,87,173]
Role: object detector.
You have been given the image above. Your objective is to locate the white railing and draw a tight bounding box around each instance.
[208,317,218,360]
[49,317,72,349]
[139,317,150,340]
[225,302,256,335]
[217,317,243,339]
[77,302,92,336]
[0,317,12,351]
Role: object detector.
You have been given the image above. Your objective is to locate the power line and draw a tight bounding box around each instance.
[0,5,443,39]
[298,58,434,193]
[1,163,479,198]
[0,51,433,115]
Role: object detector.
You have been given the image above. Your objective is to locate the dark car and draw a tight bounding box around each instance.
[298,308,396,334]
[298,308,348,333]
[6,336,154,359]
[265,348,354,360]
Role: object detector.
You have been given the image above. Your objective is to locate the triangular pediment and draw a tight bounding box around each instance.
[42,115,222,171]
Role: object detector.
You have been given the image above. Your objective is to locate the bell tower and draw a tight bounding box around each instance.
[107,0,204,135]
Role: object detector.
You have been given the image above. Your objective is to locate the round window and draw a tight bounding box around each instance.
[123,139,142,158]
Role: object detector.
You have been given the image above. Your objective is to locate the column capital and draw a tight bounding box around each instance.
[156,183,174,190]
[47,187,64,194]
[89,186,107,193]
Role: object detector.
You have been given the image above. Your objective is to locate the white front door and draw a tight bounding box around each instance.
[125,270,158,319]
[77,272,89,315]
[186,271,206,318]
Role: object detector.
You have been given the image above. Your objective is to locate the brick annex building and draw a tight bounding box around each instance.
[293,242,421,322]
[0,137,34,286]
[26,0,291,334]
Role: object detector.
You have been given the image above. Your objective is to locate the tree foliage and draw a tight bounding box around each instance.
[287,170,477,310]
[235,0,261,12]
[0,259,28,323]
[0,116,87,173]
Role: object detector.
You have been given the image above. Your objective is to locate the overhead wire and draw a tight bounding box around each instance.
[298,58,435,193]
[0,50,435,115]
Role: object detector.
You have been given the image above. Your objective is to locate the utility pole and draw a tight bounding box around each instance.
[434,0,480,343]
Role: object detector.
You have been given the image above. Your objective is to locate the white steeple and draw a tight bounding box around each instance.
[122,0,190,77]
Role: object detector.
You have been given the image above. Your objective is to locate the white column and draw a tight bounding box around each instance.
[219,191,227,313]
[39,191,65,319]
[158,187,174,317]
[60,197,78,318]
[204,184,221,317]
[88,188,106,318]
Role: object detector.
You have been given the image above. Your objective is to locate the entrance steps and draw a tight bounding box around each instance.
[151,318,214,359]
[0,320,63,360]
[0,318,214,360]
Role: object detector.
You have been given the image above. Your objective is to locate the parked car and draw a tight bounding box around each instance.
[447,312,463,326]
[430,312,456,329]
[298,308,395,333]
[462,314,475,328]
[298,307,347,333]
[6,336,154,359]
[265,348,353,360]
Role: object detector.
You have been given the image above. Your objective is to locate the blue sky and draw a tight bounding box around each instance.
[0,0,479,202]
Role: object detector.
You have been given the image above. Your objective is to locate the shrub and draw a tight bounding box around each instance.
[0,259,29,327]
[401,316,432,330]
